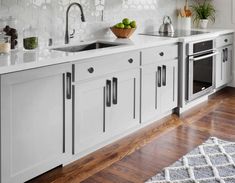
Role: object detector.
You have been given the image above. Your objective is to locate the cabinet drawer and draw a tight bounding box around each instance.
[142,44,178,65]
[74,51,139,82]
[216,34,233,48]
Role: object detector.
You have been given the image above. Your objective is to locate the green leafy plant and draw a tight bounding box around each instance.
[191,0,216,24]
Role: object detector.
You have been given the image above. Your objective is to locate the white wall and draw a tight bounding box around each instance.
[0,0,181,46]
[210,0,234,29]
[0,0,103,44]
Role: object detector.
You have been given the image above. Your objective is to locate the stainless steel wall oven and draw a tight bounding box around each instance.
[186,39,218,102]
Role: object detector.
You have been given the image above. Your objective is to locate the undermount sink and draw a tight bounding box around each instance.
[52,41,123,53]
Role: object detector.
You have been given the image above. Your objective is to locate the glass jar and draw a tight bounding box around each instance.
[23,26,38,50]
[0,32,11,54]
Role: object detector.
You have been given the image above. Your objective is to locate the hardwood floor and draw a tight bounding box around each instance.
[28,87,235,183]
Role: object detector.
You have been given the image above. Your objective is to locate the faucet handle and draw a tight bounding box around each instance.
[70,29,76,38]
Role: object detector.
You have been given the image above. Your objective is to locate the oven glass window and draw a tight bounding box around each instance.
[193,56,213,94]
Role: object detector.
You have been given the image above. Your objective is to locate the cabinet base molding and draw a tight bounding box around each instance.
[63,110,173,166]
[215,84,229,92]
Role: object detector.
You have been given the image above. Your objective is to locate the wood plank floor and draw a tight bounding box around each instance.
[28,87,235,183]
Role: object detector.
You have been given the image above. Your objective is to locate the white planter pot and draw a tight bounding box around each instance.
[199,19,209,29]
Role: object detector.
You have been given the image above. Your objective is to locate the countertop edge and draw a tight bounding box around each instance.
[0,29,234,75]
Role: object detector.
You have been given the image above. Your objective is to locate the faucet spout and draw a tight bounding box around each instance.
[65,2,86,44]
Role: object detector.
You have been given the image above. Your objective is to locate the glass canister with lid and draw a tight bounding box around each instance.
[0,32,11,54]
[23,26,38,50]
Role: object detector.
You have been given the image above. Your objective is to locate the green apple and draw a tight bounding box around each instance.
[115,23,119,28]
[125,25,132,29]
[122,18,131,25]
[130,21,137,28]
[115,23,125,29]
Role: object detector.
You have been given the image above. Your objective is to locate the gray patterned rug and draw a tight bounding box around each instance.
[146,137,235,183]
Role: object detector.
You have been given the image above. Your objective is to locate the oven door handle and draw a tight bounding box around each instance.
[189,51,219,62]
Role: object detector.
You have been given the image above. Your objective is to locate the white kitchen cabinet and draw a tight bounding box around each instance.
[142,64,161,122]
[73,69,140,155]
[0,43,179,182]
[1,64,72,183]
[215,47,225,88]
[106,69,140,136]
[226,45,233,83]
[216,45,233,88]
[216,34,233,48]
[73,50,140,155]
[160,59,178,112]
[74,77,107,154]
[142,59,178,123]
[141,44,178,65]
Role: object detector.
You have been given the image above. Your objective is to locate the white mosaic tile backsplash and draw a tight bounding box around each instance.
[0,0,185,46]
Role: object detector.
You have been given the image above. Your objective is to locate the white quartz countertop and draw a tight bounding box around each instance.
[0,28,233,75]
[178,28,234,42]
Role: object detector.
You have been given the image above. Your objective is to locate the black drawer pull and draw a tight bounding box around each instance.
[66,72,72,99]
[162,65,167,86]
[158,66,162,87]
[223,49,226,63]
[88,67,94,73]
[225,48,228,62]
[106,80,111,107]
[128,58,134,63]
[224,39,228,43]
[112,77,118,105]
[159,52,164,57]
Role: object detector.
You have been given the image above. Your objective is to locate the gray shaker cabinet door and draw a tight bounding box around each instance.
[1,64,72,183]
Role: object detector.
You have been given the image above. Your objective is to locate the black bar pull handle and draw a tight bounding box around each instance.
[66,72,72,99]
[225,48,228,62]
[222,49,226,63]
[112,77,118,105]
[106,80,112,107]
[162,65,167,86]
[158,66,162,87]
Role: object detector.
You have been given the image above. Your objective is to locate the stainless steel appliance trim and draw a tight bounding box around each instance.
[189,51,219,62]
[187,52,216,102]
[188,58,193,101]
[186,86,214,103]
[187,39,216,56]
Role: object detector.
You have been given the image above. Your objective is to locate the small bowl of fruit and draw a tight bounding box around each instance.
[110,18,137,39]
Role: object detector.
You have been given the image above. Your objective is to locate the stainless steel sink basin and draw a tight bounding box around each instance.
[52,41,122,52]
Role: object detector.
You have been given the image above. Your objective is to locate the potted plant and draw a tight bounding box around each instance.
[191,0,216,29]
